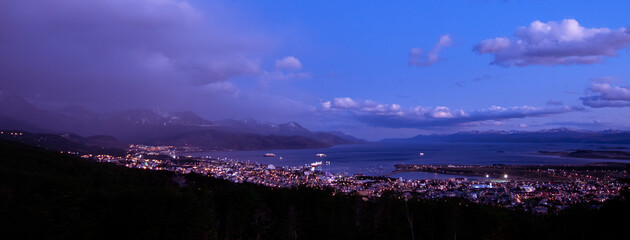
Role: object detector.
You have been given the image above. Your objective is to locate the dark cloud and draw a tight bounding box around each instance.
[409,35,452,67]
[320,97,579,129]
[0,0,269,110]
[581,79,630,108]
[474,19,630,66]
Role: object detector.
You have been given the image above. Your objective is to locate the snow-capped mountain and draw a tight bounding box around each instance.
[0,95,364,149]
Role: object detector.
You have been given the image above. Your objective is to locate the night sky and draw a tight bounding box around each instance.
[2,0,630,140]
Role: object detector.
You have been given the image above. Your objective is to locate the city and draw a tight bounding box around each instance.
[85,144,629,215]
[3,0,630,238]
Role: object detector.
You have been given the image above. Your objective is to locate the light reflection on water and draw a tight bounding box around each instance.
[187,142,630,179]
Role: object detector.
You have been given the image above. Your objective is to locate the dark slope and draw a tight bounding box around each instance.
[0,130,126,156]
[1,141,630,239]
[0,141,212,239]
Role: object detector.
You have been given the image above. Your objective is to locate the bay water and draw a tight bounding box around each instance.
[187,142,630,180]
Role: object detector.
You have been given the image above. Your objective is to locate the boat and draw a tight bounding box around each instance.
[263,153,276,157]
[315,153,327,157]
[279,157,283,160]
[419,152,424,157]
[310,161,323,167]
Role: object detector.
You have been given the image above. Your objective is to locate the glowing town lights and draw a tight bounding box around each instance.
[504,174,508,179]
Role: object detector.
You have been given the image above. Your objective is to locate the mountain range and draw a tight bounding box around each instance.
[3,94,629,152]
[382,128,630,144]
[0,94,364,151]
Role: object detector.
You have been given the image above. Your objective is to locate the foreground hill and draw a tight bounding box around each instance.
[0,130,126,156]
[1,140,630,239]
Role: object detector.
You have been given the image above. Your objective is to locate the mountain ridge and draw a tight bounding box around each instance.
[0,95,364,150]
[382,128,630,144]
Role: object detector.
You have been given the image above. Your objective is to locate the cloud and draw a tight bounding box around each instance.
[546,100,563,106]
[205,81,238,94]
[581,79,630,108]
[260,71,311,82]
[260,56,309,82]
[320,97,579,128]
[409,34,452,67]
[275,56,303,70]
[455,74,495,87]
[474,19,630,66]
[0,0,269,107]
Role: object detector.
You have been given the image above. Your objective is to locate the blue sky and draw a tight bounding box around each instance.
[2,0,630,140]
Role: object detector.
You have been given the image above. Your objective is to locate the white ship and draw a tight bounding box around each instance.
[310,161,323,167]
[315,153,327,157]
[419,152,424,157]
[263,153,276,157]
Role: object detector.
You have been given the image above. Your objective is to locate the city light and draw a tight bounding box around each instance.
[79,144,628,214]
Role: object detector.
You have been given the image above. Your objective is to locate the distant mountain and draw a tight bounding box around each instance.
[213,119,364,146]
[0,94,74,132]
[0,115,50,133]
[0,95,364,150]
[213,119,310,135]
[327,131,368,143]
[153,129,331,151]
[382,128,630,144]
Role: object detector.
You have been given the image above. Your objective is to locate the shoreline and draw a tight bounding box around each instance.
[389,162,630,182]
[535,149,630,160]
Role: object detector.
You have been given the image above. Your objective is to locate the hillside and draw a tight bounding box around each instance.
[0,130,126,156]
[2,141,630,239]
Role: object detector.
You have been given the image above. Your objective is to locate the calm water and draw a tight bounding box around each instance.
[187,142,630,179]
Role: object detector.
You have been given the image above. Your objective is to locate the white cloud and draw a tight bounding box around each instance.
[321,101,332,110]
[319,97,578,128]
[333,97,358,108]
[260,56,309,82]
[475,19,630,66]
[260,71,311,81]
[581,79,630,108]
[205,81,238,94]
[430,106,456,118]
[275,56,303,70]
[409,34,452,67]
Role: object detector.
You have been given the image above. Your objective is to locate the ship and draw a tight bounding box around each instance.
[419,152,424,157]
[310,161,323,167]
[315,153,327,157]
[263,153,276,157]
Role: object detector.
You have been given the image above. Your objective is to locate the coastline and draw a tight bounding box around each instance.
[389,162,630,182]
